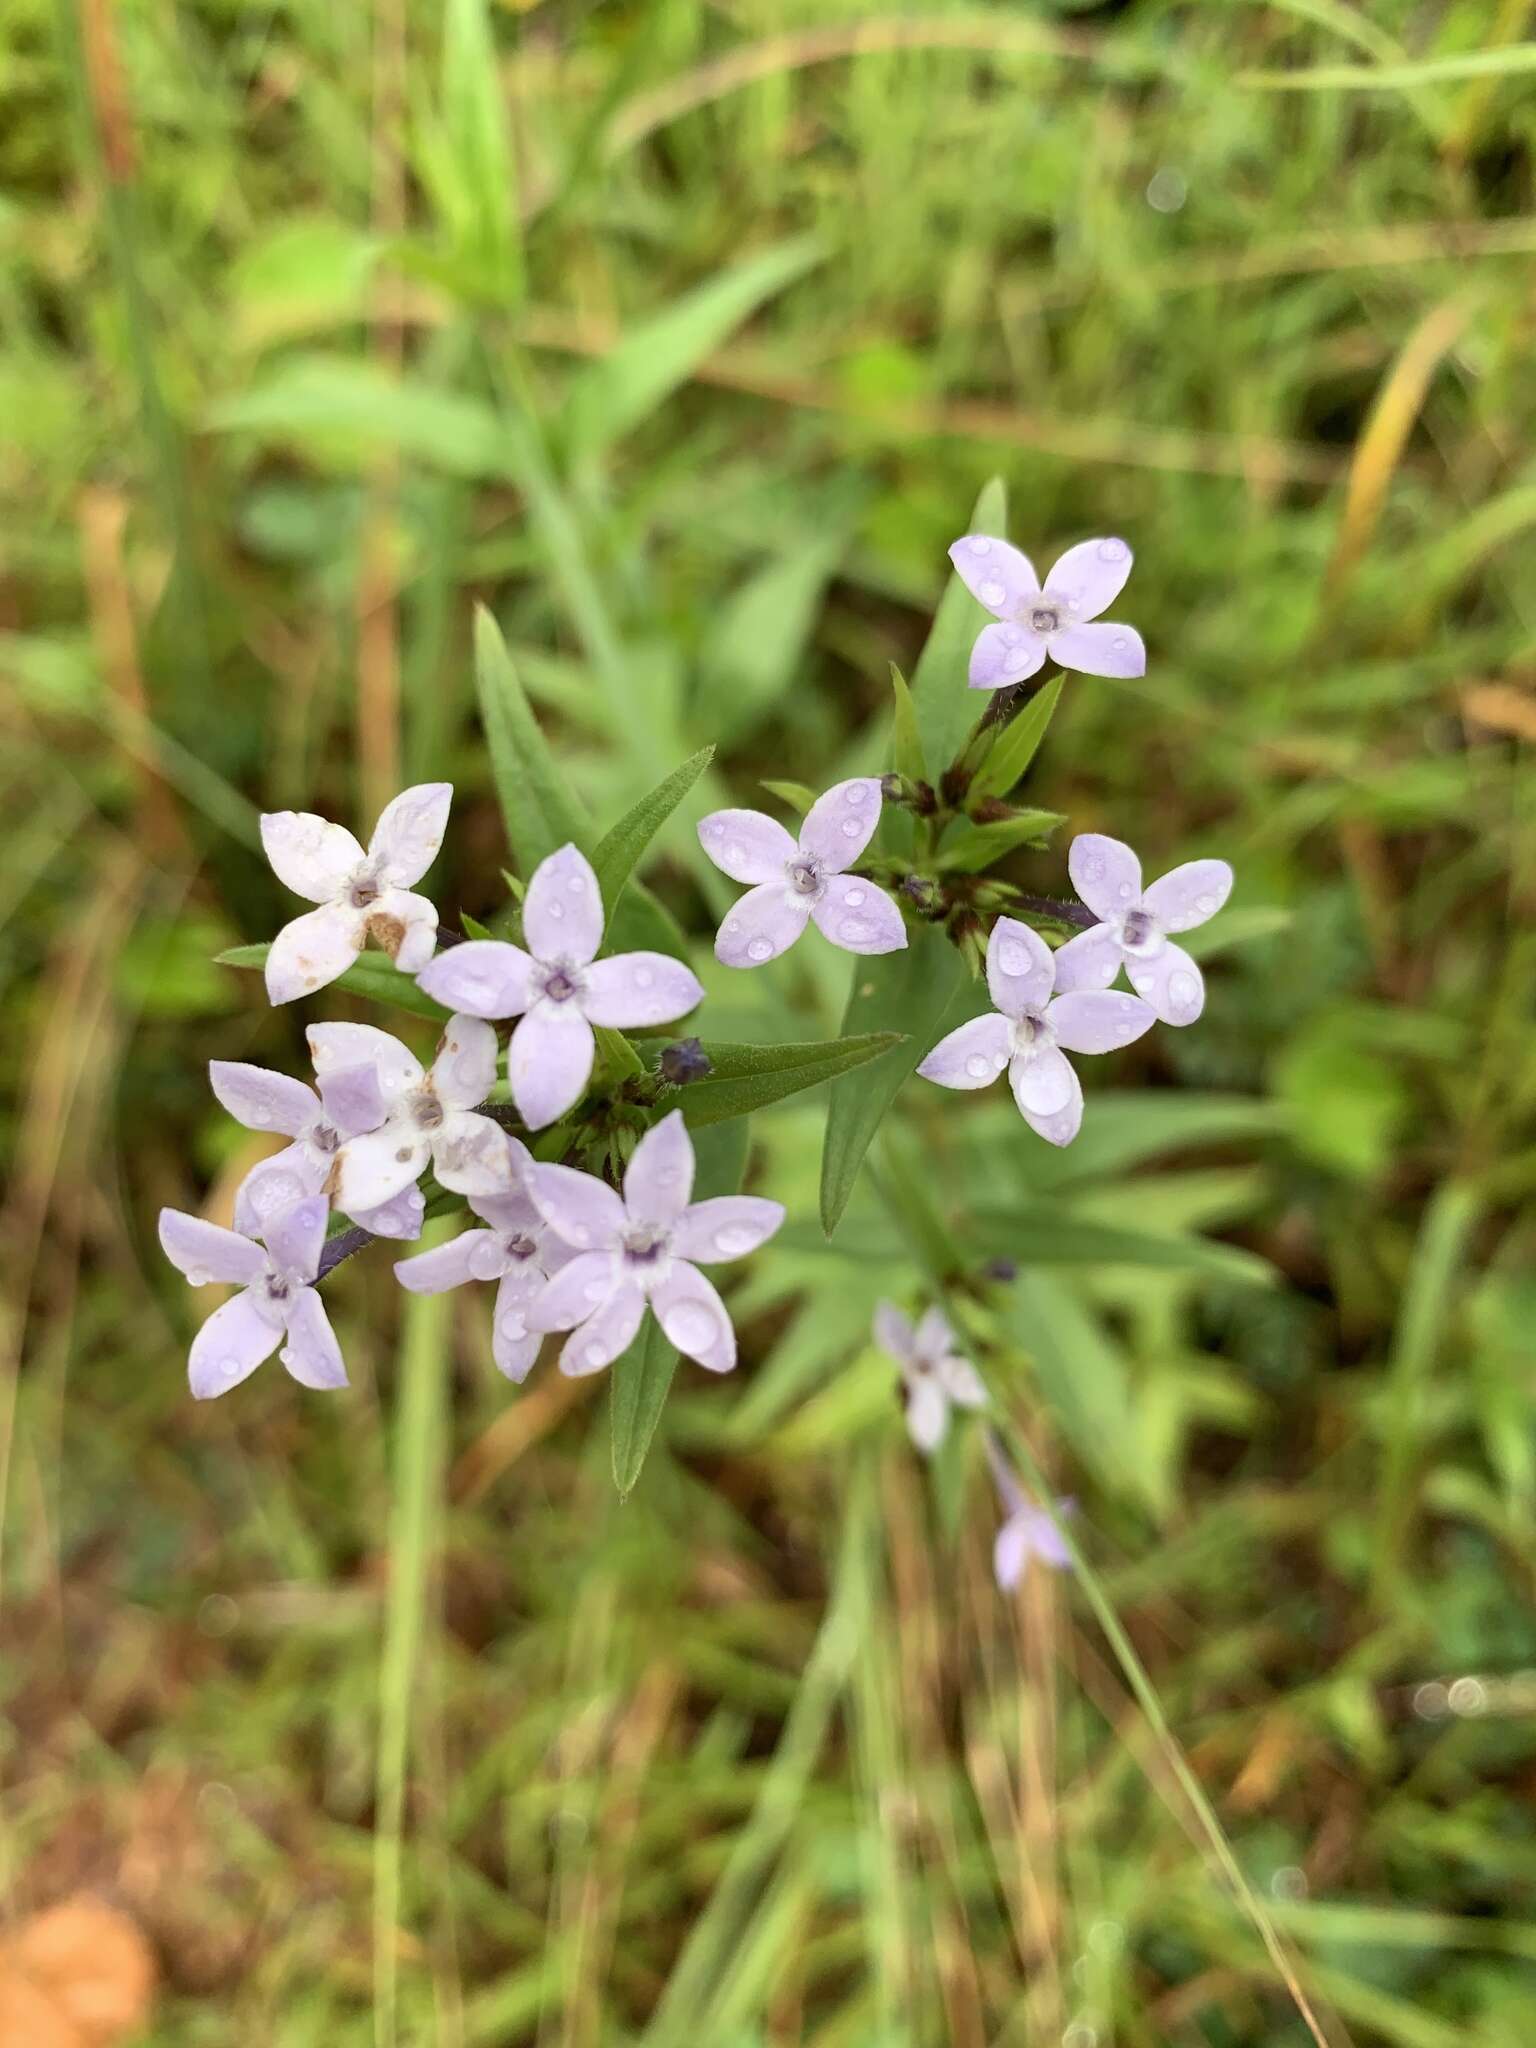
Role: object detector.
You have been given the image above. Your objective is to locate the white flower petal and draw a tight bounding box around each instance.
[714,883,811,969]
[1047,989,1156,1055]
[280,1287,348,1390]
[367,887,439,972]
[1068,834,1144,924]
[914,1305,956,1362]
[937,1352,987,1409]
[334,1126,429,1213]
[916,1012,1012,1090]
[947,534,1040,616]
[307,1021,423,1098]
[529,1251,622,1332]
[530,1164,626,1253]
[1049,622,1145,679]
[623,1109,696,1226]
[265,902,364,1004]
[208,1061,317,1138]
[582,952,703,1030]
[1142,858,1234,933]
[416,939,535,1019]
[316,1061,390,1138]
[905,1377,949,1453]
[559,1285,647,1377]
[492,1265,546,1382]
[260,810,365,902]
[260,1194,329,1281]
[233,1148,325,1240]
[799,778,883,872]
[431,1013,499,1109]
[188,1291,280,1399]
[810,876,906,956]
[508,1005,595,1130]
[394,1230,501,1294]
[652,1262,736,1373]
[1050,923,1122,994]
[697,809,798,884]
[1010,1048,1084,1146]
[159,1209,265,1287]
[873,1300,916,1364]
[523,843,604,967]
[672,1196,784,1264]
[985,917,1056,1019]
[350,1186,424,1240]
[1125,940,1206,1026]
[368,782,452,887]
[968,621,1047,692]
[431,1110,514,1196]
[1042,536,1133,622]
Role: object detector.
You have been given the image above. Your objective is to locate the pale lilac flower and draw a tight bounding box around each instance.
[917,917,1155,1146]
[416,844,704,1131]
[697,779,906,968]
[526,1111,783,1377]
[394,1149,574,1382]
[1052,833,1233,1027]
[210,1060,423,1242]
[948,535,1145,687]
[158,1196,346,1400]
[309,1016,513,1216]
[261,782,452,1003]
[993,1500,1075,1591]
[873,1300,988,1452]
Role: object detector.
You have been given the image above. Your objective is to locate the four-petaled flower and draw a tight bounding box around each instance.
[416,844,704,1130]
[918,917,1155,1146]
[949,535,1145,688]
[211,1059,423,1242]
[159,1197,347,1400]
[261,782,452,1003]
[873,1300,988,1452]
[994,1500,1075,1591]
[698,779,907,967]
[1052,833,1232,1026]
[311,1016,513,1215]
[526,1111,783,1376]
[394,1151,573,1383]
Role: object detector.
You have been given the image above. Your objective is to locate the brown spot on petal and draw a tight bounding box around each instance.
[322,1156,342,1199]
[366,912,407,959]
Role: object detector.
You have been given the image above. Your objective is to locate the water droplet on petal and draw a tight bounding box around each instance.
[467,1241,504,1282]
[705,819,724,837]
[548,903,564,921]
[1117,883,1133,900]
[965,1054,991,1079]
[726,842,745,866]
[724,918,741,934]
[278,1346,293,1366]
[714,1226,757,1257]
[840,817,862,839]
[838,917,873,945]
[668,1301,718,1354]
[980,580,1007,608]
[845,784,867,804]
[1097,539,1128,563]
[1112,636,1128,653]
[1003,626,1025,647]
[746,938,773,962]
[969,537,992,556]
[996,937,1031,976]
[1195,894,1216,918]
[1169,971,1199,1016]
[1130,968,1155,994]
[583,1342,608,1368]
[499,1310,526,1341]
[845,887,865,907]
[186,1265,212,1287]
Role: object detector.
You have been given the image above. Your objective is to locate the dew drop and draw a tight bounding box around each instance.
[1117,883,1133,900]
[548,902,564,921]
[705,818,724,837]
[844,887,866,907]
[746,938,772,962]
[724,917,741,934]
[278,1346,294,1367]
[468,1241,504,1282]
[980,580,1007,608]
[839,917,873,945]
[186,1266,212,1287]
[727,842,746,866]
[1112,636,1128,653]
[1130,968,1155,995]
[845,783,867,804]
[964,1054,991,1079]
[567,873,584,893]
[1097,538,1128,563]
[1169,970,1199,1015]
[1195,894,1216,917]
[1003,626,1026,647]
[969,537,992,555]
[714,1225,757,1256]
[499,1311,527,1341]
[996,937,1032,976]
[840,817,862,839]
[667,1301,717,1353]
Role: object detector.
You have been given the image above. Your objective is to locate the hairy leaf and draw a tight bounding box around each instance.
[971,674,1065,800]
[665,1032,905,1128]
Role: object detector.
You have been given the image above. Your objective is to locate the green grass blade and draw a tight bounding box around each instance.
[914,476,1007,774]
[591,745,714,918]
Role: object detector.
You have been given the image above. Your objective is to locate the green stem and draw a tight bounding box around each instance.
[374,1221,454,2048]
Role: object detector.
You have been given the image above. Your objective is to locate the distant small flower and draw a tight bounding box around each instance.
[948,535,1145,687]
[526,1111,784,1376]
[416,844,704,1130]
[1052,833,1233,1026]
[210,1059,422,1242]
[698,779,907,968]
[159,1196,346,1400]
[985,1432,1075,1590]
[310,1016,513,1216]
[993,1501,1075,1591]
[917,917,1154,1146]
[394,1153,573,1383]
[873,1300,988,1452]
[261,782,452,1004]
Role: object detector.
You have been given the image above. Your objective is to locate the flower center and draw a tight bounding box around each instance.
[263,1271,292,1306]
[622,1224,670,1265]
[1027,603,1062,636]
[310,1121,340,1155]
[1011,1010,1055,1058]
[410,1089,445,1131]
[1117,907,1164,957]
[540,961,583,1004]
[348,870,383,909]
[787,855,823,897]
[504,1233,538,1262]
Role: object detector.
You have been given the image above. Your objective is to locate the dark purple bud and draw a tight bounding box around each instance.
[659,1037,712,1087]
[983,1257,1018,1284]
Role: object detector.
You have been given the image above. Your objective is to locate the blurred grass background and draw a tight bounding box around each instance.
[4,0,1536,2041]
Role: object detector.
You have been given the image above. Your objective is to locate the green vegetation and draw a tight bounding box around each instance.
[4,1,1536,2041]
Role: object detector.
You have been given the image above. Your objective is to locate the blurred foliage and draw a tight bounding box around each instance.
[3,0,1536,2041]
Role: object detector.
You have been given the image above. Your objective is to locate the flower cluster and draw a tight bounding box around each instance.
[160,526,1231,1455]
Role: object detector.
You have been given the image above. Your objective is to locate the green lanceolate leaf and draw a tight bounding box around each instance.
[888,662,927,784]
[216,945,450,1023]
[565,237,824,459]
[610,1115,751,1497]
[971,674,1065,800]
[971,1207,1273,1285]
[474,607,694,959]
[937,808,1066,871]
[819,927,973,1235]
[760,779,816,814]
[663,1032,905,1128]
[591,745,714,919]
[914,476,1007,774]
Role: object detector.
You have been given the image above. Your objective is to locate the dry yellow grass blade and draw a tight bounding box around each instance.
[1323,295,1474,602]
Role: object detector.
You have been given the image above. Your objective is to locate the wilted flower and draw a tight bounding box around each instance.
[526,1111,783,1375]
[310,1016,513,1215]
[261,782,451,1003]
[210,1059,422,1241]
[1053,833,1232,1025]
[416,844,703,1130]
[873,1300,988,1452]
[698,779,907,967]
[917,917,1154,1146]
[158,1196,346,1400]
[949,535,1145,687]
[394,1156,573,1382]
